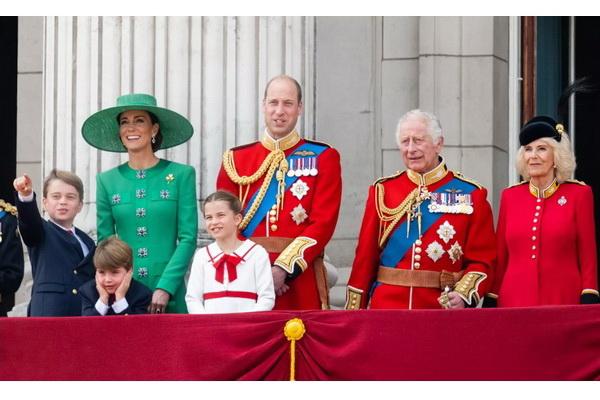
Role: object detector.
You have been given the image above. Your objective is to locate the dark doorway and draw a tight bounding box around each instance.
[574,17,600,286]
[0,17,18,202]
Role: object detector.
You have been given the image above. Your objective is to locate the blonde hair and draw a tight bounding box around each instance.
[516,133,576,183]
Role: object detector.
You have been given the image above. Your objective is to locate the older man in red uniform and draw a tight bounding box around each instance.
[217,75,342,310]
[346,110,496,310]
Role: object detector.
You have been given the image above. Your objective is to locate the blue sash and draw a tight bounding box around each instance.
[241,142,328,238]
[379,177,477,268]
[0,210,5,219]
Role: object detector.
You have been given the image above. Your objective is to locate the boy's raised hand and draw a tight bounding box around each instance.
[96,273,110,305]
[13,174,33,197]
[115,269,132,301]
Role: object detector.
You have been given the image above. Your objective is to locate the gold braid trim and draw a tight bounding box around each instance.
[236,150,285,230]
[454,272,487,306]
[375,183,419,247]
[0,199,18,216]
[345,286,364,310]
[222,149,279,186]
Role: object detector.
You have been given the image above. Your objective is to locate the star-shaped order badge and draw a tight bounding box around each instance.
[290,179,310,200]
[290,204,308,225]
[426,241,445,262]
[437,220,456,244]
[448,241,464,264]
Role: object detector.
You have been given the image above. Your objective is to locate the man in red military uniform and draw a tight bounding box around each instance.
[346,109,496,310]
[217,75,342,310]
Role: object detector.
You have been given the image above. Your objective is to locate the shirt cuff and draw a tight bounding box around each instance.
[111,298,129,314]
[95,299,110,316]
[18,192,34,202]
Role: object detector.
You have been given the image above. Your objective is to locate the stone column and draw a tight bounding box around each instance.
[418,16,509,210]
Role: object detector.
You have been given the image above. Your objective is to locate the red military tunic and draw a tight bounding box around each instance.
[217,130,342,310]
[346,160,496,309]
[492,180,599,307]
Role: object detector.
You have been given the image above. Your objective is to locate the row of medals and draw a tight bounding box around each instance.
[286,157,318,177]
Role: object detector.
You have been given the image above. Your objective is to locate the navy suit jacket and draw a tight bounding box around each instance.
[0,211,24,316]
[79,278,152,316]
[16,193,96,316]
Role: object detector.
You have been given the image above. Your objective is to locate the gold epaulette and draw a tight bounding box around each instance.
[508,180,527,188]
[565,179,586,186]
[373,170,404,186]
[0,199,18,216]
[452,171,482,189]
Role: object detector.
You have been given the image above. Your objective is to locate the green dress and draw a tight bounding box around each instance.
[96,159,198,313]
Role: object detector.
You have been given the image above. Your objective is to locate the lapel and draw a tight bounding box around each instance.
[48,221,84,259]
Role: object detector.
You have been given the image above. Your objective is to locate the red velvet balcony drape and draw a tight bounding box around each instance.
[1,306,599,380]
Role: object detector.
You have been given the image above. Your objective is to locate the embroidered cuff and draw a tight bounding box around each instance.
[345,286,364,310]
[95,299,110,316]
[581,289,599,296]
[111,298,129,314]
[453,272,487,306]
[273,236,317,274]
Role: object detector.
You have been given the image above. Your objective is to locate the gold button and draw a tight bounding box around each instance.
[269,216,277,223]
[414,262,420,269]
[269,210,277,216]
[351,300,356,305]
[532,236,536,241]
[270,224,278,231]
[535,212,539,217]
[414,254,421,261]
[414,247,422,254]
[271,204,277,210]
[533,219,538,223]
[415,239,422,246]
[73,270,78,275]
[72,289,78,295]
[532,227,537,231]
[531,255,536,259]
[532,245,536,250]
[536,199,541,203]
[536,206,541,210]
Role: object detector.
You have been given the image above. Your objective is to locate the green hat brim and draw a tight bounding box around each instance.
[82,104,193,153]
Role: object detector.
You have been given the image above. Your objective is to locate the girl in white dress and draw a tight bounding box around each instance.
[186,191,275,313]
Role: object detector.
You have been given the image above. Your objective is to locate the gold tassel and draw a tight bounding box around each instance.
[284,318,306,381]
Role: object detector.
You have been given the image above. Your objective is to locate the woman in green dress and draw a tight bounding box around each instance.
[82,94,198,314]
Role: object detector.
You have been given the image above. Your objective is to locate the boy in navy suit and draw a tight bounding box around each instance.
[14,170,96,316]
[80,236,152,316]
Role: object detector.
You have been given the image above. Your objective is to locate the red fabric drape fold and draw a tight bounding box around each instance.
[1,306,599,380]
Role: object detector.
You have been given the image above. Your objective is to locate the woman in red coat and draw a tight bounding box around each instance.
[487,116,600,307]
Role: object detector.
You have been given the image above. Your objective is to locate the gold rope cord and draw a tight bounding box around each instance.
[223,149,286,230]
[375,184,419,247]
[284,318,306,381]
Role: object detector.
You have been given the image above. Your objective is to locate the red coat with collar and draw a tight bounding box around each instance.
[216,137,342,310]
[347,166,496,309]
[493,181,598,307]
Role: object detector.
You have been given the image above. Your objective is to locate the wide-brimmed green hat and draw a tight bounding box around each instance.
[82,93,194,152]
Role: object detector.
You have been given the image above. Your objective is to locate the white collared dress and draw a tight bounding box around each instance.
[185,240,275,313]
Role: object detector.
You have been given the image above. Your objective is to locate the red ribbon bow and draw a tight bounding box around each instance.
[213,253,243,284]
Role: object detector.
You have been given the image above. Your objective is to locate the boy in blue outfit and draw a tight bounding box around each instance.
[13,170,95,316]
[80,235,152,316]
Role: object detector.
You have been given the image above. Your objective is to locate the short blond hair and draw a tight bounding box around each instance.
[516,133,576,183]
